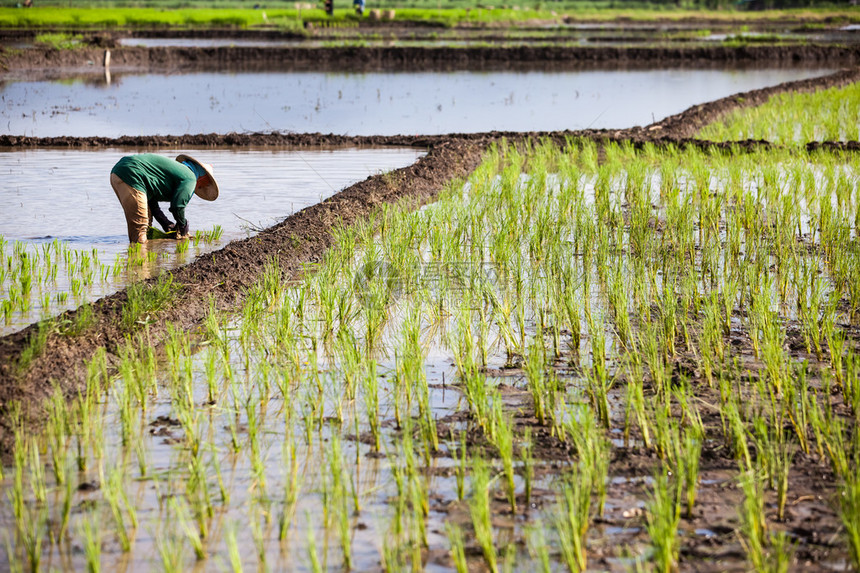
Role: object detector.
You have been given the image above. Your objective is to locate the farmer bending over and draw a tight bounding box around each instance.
[110,153,219,244]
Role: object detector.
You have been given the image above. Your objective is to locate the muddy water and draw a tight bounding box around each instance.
[0,68,831,137]
[0,147,424,334]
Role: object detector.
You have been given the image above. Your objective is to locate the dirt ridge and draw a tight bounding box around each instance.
[3,44,859,74]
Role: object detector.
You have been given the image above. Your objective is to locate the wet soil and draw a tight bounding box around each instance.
[429,346,851,571]
[3,43,860,75]
[1,47,859,571]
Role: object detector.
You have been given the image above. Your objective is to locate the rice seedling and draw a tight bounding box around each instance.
[278,436,302,542]
[681,427,702,519]
[306,518,323,573]
[121,272,180,330]
[625,367,652,450]
[102,464,136,552]
[172,496,206,561]
[768,531,796,573]
[699,81,860,145]
[524,339,553,427]
[738,469,768,571]
[555,463,591,572]
[361,359,382,452]
[79,511,103,573]
[469,457,498,573]
[155,516,185,573]
[454,430,467,502]
[645,469,681,573]
[491,400,517,513]
[526,521,552,573]
[445,522,469,573]
[521,427,534,507]
[586,317,612,429]
[563,404,610,517]
[16,319,52,374]
[225,522,244,573]
[327,433,353,569]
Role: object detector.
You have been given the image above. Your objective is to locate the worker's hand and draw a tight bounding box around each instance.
[163,221,176,233]
[175,220,189,239]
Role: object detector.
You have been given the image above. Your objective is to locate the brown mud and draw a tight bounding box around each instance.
[1,48,859,572]
[3,43,860,75]
[432,363,848,572]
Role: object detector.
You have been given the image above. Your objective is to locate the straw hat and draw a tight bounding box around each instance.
[176,154,219,201]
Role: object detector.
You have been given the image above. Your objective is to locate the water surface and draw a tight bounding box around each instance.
[0,68,831,138]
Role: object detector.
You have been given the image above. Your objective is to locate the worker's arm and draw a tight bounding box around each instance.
[169,180,196,236]
[149,200,175,231]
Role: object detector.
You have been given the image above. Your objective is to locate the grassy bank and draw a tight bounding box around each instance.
[1,5,859,29]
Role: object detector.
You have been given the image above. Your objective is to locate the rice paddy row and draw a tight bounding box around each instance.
[698,80,860,145]
[2,140,860,571]
[0,227,223,333]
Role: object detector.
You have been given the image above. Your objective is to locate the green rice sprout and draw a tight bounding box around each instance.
[645,470,681,573]
[102,464,135,552]
[306,518,323,573]
[521,427,535,507]
[491,400,517,513]
[121,272,179,330]
[555,464,591,572]
[171,497,206,561]
[445,522,469,573]
[738,469,768,571]
[469,457,498,573]
[525,521,552,573]
[79,511,102,573]
[225,522,243,573]
[455,431,467,501]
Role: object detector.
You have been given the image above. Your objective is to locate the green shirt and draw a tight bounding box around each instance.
[111,154,195,227]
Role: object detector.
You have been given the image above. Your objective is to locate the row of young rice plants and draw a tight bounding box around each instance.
[698,81,860,145]
[0,228,223,334]
[2,139,860,571]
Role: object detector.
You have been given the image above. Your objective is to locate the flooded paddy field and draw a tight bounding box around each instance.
[112,24,860,48]
[1,22,860,573]
[0,146,424,335]
[0,68,832,138]
[2,139,860,571]
[5,15,860,50]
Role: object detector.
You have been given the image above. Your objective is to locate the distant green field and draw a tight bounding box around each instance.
[1,4,859,29]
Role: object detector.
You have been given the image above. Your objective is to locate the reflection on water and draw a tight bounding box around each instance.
[0,147,424,334]
[0,68,832,137]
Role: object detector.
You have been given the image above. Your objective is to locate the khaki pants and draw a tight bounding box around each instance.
[110,173,152,243]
